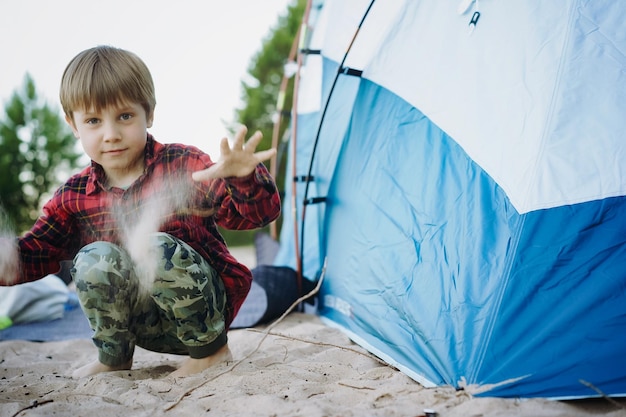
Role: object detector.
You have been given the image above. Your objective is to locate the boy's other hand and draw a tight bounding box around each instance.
[192,126,276,182]
[0,237,20,285]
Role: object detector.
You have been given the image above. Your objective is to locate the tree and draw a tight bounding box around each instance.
[0,74,82,233]
[235,0,305,151]
[222,0,305,246]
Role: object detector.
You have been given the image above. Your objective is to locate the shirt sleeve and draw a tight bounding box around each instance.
[16,190,76,284]
[177,146,281,230]
[214,162,281,230]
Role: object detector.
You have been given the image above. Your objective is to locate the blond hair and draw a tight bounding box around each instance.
[60,45,156,119]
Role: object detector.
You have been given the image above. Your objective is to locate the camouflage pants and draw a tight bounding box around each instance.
[71,232,227,367]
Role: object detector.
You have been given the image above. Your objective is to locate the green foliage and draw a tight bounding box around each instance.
[222,0,305,246]
[218,226,270,248]
[234,0,305,146]
[0,74,82,233]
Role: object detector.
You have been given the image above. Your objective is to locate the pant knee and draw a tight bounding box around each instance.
[147,233,223,302]
[149,232,202,275]
[72,241,132,287]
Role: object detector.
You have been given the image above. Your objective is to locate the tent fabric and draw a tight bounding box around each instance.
[304,0,626,215]
[274,58,361,280]
[273,0,626,399]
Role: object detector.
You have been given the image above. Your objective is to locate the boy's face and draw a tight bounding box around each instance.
[67,102,153,184]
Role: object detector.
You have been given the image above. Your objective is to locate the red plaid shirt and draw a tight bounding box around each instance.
[16,135,280,327]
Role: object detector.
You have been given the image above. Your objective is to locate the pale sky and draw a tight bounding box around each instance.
[0,0,293,159]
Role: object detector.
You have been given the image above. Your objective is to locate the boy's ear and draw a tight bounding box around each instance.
[65,114,80,139]
[146,110,154,129]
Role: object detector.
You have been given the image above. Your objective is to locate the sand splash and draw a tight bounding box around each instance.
[114,178,197,297]
[0,205,19,285]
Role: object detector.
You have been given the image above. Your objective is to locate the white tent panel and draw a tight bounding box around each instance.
[319,0,626,214]
[295,54,324,114]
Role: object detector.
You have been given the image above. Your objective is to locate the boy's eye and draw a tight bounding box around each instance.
[86,118,99,125]
[120,113,133,121]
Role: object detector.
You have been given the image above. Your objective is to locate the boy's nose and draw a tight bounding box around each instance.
[102,122,121,141]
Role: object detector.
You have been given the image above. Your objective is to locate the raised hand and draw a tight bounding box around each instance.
[192,126,276,182]
[0,237,19,285]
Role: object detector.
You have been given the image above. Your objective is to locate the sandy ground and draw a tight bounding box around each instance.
[1,246,624,417]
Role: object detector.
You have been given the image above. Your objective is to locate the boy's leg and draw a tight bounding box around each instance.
[71,241,139,374]
[137,232,228,360]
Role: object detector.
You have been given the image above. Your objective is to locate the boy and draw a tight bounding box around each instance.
[0,45,281,378]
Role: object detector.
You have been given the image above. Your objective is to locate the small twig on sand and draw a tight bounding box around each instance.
[11,399,54,417]
[337,382,375,390]
[164,259,327,412]
[579,380,626,409]
[245,328,388,366]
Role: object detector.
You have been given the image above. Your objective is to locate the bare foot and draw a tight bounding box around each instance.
[72,359,132,379]
[168,344,233,378]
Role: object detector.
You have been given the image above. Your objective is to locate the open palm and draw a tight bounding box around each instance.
[192,126,276,182]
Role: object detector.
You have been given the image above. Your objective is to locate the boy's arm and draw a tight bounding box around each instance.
[1,192,75,286]
[216,164,281,230]
[192,126,281,229]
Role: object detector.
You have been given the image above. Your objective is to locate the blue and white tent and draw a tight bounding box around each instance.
[273,0,626,399]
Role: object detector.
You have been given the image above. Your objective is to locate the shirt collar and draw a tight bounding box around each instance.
[85,134,162,195]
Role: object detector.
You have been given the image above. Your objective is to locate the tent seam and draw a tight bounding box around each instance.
[468,211,526,386]
[522,0,577,212]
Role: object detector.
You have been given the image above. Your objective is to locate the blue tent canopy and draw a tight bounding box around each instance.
[274,0,626,399]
